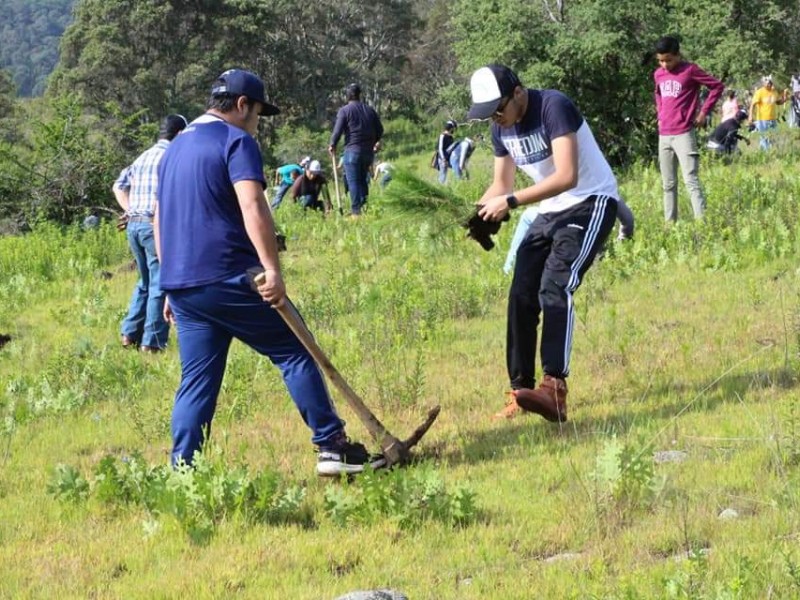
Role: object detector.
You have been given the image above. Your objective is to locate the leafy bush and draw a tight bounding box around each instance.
[47,464,90,503]
[592,436,663,518]
[323,465,477,528]
[270,124,330,170]
[0,97,150,224]
[48,451,309,544]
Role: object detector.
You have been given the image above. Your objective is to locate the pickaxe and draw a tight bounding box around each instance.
[330,155,344,216]
[251,271,440,466]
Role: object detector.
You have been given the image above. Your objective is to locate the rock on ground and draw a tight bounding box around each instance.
[334,591,408,600]
[653,450,688,464]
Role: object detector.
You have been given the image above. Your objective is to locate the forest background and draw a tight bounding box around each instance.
[1,0,800,226]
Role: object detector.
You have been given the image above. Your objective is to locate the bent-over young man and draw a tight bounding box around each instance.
[467,64,619,422]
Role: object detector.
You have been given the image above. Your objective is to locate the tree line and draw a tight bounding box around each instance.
[1,0,799,226]
[0,0,74,97]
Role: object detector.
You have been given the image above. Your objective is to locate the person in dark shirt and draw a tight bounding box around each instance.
[706,109,749,154]
[291,160,332,212]
[328,83,383,216]
[436,120,458,183]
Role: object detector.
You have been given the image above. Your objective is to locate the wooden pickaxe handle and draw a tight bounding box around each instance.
[330,155,344,215]
[272,296,405,464]
[250,269,440,465]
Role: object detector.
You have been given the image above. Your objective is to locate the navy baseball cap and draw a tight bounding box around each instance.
[467,64,522,120]
[211,69,280,116]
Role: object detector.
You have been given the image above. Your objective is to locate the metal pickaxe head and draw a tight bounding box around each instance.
[378,405,441,467]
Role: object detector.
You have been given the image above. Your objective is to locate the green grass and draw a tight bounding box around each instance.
[3,130,800,598]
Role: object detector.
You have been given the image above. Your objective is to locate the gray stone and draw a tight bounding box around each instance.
[82,215,99,230]
[718,508,739,520]
[672,547,711,562]
[543,552,582,563]
[653,450,688,464]
[334,591,409,600]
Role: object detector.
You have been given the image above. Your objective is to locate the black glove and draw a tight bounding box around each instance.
[462,208,510,251]
[116,214,129,232]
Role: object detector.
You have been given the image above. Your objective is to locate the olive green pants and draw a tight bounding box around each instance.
[658,130,705,221]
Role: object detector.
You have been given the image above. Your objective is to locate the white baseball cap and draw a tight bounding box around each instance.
[467,64,522,120]
[308,160,323,174]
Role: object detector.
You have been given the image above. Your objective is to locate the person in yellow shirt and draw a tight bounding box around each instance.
[749,75,788,150]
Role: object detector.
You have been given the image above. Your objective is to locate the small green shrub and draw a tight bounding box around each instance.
[323,464,477,528]
[48,451,310,543]
[662,546,709,599]
[47,464,90,503]
[592,436,663,518]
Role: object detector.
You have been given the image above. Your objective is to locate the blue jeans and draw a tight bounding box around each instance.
[343,150,373,214]
[438,157,449,184]
[755,119,777,150]
[449,151,463,180]
[503,206,540,274]
[121,222,168,348]
[299,194,323,211]
[271,181,292,209]
[167,273,344,465]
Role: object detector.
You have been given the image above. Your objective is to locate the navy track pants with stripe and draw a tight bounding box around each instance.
[507,195,617,389]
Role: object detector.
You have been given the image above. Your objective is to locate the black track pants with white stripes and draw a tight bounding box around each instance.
[507,195,617,389]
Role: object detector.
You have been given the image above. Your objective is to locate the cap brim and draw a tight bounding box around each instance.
[259,102,280,116]
[467,99,501,121]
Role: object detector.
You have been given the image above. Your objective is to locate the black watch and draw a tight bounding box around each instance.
[506,194,519,209]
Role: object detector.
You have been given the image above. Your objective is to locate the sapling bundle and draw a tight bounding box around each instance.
[379,169,507,250]
[379,168,474,225]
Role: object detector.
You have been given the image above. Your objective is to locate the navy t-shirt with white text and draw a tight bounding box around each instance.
[491,89,618,214]
[157,115,267,290]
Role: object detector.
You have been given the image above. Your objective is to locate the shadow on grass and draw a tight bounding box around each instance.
[431,366,798,467]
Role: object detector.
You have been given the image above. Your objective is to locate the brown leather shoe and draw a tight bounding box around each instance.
[140,345,163,354]
[514,375,568,422]
[491,391,524,420]
[121,335,138,348]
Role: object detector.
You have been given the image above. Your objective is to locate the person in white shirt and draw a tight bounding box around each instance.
[720,90,739,122]
[449,136,477,179]
[467,64,619,423]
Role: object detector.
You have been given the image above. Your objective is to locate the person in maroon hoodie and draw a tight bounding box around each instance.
[654,36,724,222]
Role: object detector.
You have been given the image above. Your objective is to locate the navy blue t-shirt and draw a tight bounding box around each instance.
[329,101,384,152]
[157,114,267,290]
[490,89,618,214]
[491,90,583,165]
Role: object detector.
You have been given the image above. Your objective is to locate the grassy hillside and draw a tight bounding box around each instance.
[2,133,800,598]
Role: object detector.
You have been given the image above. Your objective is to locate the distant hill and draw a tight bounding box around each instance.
[1,0,75,97]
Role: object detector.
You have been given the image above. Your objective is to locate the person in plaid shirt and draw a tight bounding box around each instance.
[113,114,187,353]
